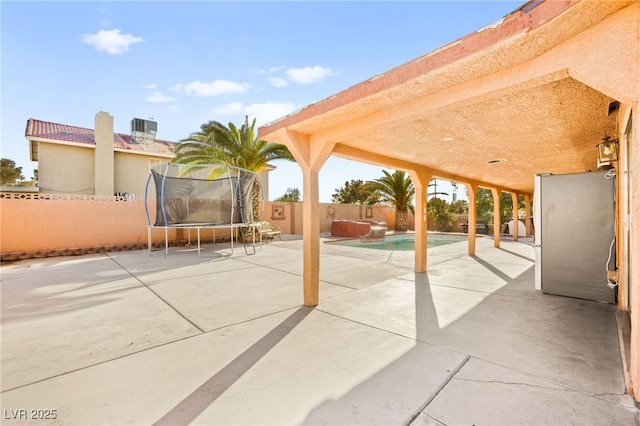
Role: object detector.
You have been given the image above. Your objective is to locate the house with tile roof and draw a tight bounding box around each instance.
[25,111,276,200]
[25,111,176,198]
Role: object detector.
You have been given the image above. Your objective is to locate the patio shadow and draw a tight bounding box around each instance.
[497,246,535,262]
[153,306,314,425]
[302,274,470,425]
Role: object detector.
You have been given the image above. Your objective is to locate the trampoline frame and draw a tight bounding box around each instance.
[144,163,263,257]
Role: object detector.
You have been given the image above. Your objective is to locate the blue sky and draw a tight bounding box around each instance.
[2,0,521,202]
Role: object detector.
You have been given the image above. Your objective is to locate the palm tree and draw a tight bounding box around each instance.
[369,170,415,231]
[172,116,294,222]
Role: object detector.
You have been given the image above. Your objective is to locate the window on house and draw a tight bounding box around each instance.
[149,158,162,171]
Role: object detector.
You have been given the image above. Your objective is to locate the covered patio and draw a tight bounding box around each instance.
[258,0,640,402]
[1,238,638,424]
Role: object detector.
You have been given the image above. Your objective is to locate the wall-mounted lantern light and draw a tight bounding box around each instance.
[597,135,618,168]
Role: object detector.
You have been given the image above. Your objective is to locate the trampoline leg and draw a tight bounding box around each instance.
[163,228,169,257]
[240,225,257,256]
[148,227,169,258]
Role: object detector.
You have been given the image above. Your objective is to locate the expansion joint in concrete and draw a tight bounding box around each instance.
[106,253,205,333]
[409,355,471,424]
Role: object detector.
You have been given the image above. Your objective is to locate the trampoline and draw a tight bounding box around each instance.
[144,163,263,257]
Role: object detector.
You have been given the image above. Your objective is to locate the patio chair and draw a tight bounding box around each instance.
[461,221,490,234]
[260,221,282,242]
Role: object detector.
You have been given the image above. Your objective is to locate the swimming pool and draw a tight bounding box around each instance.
[327,233,468,250]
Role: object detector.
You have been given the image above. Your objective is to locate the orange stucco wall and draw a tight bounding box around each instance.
[262,201,392,235]
[265,201,462,234]
[0,197,159,254]
[1,195,510,259]
[0,197,396,258]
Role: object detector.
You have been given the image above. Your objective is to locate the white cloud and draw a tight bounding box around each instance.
[168,83,183,93]
[183,79,251,97]
[258,65,335,87]
[212,102,244,115]
[168,105,180,113]
[286,66,333,84]
[145,91,176,103]
[268,77,288,88]
[257,66,285,75]
[143,83,157,89]
[244,102,298,126]
[80,29,143,54]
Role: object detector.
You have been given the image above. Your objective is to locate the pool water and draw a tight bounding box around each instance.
[328,233,468,250]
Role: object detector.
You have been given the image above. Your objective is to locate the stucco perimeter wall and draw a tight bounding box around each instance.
[1,196,464,259]
[262,201,394,234]
[259,202,467,233]
[0,195,168,257]
[0,197,396,259]
[0,194,244,260]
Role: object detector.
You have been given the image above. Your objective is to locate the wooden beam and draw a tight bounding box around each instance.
[511,192,519,241]
[491,188,501,248]
[409,168,432,272]
[332,144,524,195]
[465,183,478,256]
[301,167,320,306]
[275,129,335,307]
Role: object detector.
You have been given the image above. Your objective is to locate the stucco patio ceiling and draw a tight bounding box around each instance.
[259,0,631,196]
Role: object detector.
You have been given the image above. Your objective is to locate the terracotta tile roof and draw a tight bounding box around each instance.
[25,118,177,153]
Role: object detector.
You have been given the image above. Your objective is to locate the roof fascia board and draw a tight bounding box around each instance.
[28,137,174,158]
[29,137,95,149]
[114,148,174,158]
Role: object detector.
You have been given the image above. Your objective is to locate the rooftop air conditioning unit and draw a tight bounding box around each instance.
[131,118,158,144]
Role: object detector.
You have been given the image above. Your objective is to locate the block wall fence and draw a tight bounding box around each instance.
[0,193,467,261]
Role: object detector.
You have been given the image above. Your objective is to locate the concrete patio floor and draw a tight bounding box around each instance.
[1,235,639,425]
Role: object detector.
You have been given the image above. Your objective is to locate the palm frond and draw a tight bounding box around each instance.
[171,115,295,174]
[370,170,415,213]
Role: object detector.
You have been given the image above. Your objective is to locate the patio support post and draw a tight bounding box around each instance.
[272,129,335,306]
[301,168,320,306]
[490,188,501,248]
[511,192,519,241]
[524,194,532,236]
[464,183,478,256]
[409,168,432,272]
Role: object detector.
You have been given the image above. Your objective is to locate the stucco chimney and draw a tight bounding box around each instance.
[94,111,115,196]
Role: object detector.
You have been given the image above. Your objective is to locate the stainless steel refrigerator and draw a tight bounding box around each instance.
[534,171,617,303]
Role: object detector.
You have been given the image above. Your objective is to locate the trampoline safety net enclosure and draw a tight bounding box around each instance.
[144,164,262,255]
